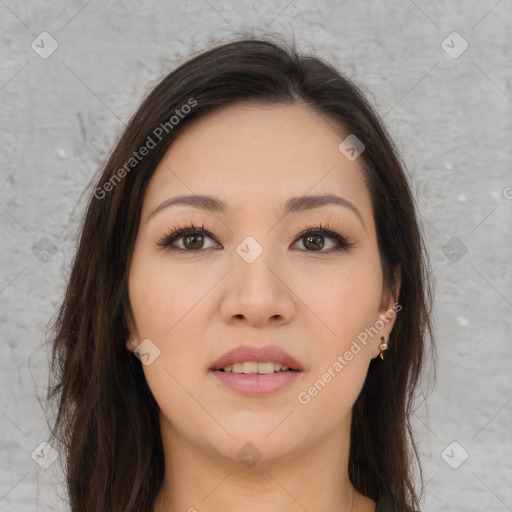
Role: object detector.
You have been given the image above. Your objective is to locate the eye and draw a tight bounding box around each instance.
[156,222,356,253]
[156,223,221,252]
[291,224,356,253]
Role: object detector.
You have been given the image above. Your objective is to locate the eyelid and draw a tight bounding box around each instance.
[155,223,220,251]
[156,222,356,253]
[292,223,357,252]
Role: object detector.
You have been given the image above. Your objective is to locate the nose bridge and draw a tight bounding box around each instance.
[234,237,282,299]
[220,235,295,325]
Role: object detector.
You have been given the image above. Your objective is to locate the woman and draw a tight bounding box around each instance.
[48,36,434,512]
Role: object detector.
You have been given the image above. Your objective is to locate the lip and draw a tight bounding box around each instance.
[209,345,304,372]
[209,344,305,397]
[211,371,302,396]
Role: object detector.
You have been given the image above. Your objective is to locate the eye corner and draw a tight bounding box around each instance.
[293,224,357,253]
[155,223,221,253]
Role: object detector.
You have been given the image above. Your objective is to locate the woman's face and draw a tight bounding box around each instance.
[127,103,398,466]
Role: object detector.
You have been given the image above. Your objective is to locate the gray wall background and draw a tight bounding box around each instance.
[1,1,511,511]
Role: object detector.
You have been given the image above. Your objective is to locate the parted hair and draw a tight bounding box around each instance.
[47,36,434,512]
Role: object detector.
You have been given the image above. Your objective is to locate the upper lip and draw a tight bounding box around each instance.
[210,345,304,371]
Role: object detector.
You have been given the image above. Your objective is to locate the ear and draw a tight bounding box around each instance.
[124,302,139,353]
[125,336,138,353]
[370,265,401,359]
[124,317,139,353]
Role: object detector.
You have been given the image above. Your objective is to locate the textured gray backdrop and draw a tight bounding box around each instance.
[1,1,511,511]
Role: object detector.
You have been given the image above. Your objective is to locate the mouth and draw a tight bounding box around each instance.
[209,344,304,396]
[214,362,299,374]
[209,344,304,373]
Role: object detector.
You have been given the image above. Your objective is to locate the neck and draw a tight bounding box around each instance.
[152,411,373,512]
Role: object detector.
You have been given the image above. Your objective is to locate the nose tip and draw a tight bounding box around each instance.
[220,249,296,327]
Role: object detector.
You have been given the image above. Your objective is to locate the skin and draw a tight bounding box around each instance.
[126,103,400,512]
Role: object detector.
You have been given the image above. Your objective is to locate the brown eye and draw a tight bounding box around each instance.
[158,226,221,252]
[303,234,325,251]
[182,233,205,250]
[293,227,355,253]
[158,224,354,253]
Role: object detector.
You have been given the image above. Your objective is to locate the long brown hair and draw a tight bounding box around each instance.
[47,36,434,512]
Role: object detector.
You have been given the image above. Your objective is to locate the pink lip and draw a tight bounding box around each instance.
[209,345,304,397]
[211,371,302,396]
[210,345,304,372]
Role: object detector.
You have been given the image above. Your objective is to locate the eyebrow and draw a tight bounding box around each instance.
[148,193,366,229]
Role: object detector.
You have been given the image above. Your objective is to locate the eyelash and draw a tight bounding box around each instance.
[156,222,357,254]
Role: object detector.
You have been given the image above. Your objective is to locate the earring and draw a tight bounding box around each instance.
[379,336,388,360]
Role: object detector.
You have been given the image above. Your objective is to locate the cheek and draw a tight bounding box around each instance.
[129,250,211,431]
[304,253,383,349]
[297,350,369,430]
[128,248,212,340]
[296,261,382,416]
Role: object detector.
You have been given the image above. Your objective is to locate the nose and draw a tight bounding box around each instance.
[219,247,297,328]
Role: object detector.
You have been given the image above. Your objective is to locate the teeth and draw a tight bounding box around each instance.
[258,362,274,374]
[221,362,292,374]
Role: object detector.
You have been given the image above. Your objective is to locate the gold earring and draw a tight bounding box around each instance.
[379,336,388,360]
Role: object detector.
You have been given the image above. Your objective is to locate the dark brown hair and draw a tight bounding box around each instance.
[47,36,434,512]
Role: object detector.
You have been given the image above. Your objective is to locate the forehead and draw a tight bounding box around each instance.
[144,103,372,220]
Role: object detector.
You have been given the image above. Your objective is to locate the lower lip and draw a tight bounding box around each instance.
[210,370,303,396]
